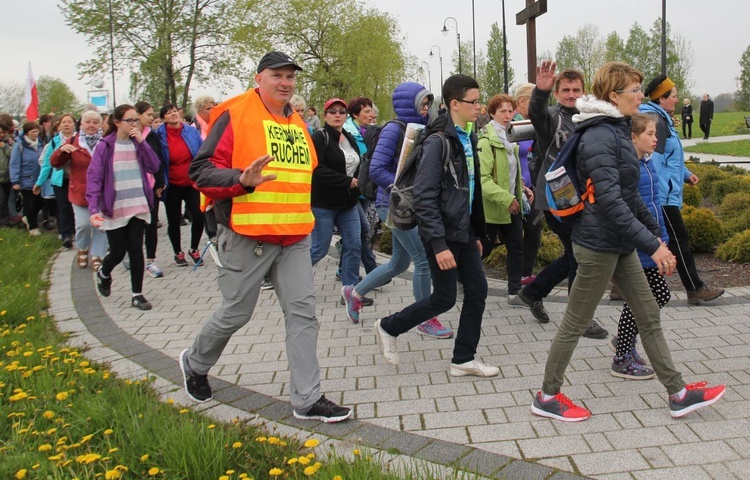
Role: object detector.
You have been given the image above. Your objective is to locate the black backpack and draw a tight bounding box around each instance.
[388,130,455,231]
[359,120,406,201]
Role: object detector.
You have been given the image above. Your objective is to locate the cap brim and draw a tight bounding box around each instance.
[264,62,303,71]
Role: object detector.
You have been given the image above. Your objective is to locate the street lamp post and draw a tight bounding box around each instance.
[502,0,509,93]
[429,45,443,90]
[421,61,432,92]
[471,0,477,79]
[108,0,116,109]
[441,17,461,74]
[661,0,667,75]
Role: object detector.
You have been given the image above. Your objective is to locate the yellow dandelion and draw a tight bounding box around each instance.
[268,436,281,445]
[207,424,216,429]
[115,465,129,472]
[333,476,343,480]
[232,441,243,449]
[304,466,316,476]
[1,310,6,316]
[255,436,267,443]
[307,453,315,459]
[226,470,235,475]
[140,454,149,462]
[166,398,175,404]
[9,391,29,402]
[48,454,63,461]
[269,468,283,477]
[105,470,122,479]
[31,464,39,470]
[24,283,31,288]
[109,447,118,453]
[26,316,35,321]
[219,477,229,480]
[304,439,320,448]
[47,427,57,434]
[15,469,28,479]
[103,429,114,435]
[298,456,311,466]
[179,408,189,414]
[239,475,249,479]
[287,458,298,465]
[148,467,161,476]
[55,392,69,401]
[353,449,361,456]
[38,444,53,452]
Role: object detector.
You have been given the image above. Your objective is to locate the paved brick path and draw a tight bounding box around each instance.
[48,212,750,479]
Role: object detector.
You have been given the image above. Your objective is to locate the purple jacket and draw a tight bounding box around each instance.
[86,134,161,217]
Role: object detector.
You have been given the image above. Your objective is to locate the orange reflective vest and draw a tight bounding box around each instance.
[209,89,318,237]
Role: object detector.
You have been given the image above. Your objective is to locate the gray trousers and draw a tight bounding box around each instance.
[187,225,321,411]
[542,243,685,396]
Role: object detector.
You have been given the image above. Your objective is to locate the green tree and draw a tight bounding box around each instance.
[0,82,24,116]
[61,0,266,108]
[623,22,659,83]
[483,22,515,96]
[256,0,405,119]
[736,45,750,110]
[37,76,82,115]
[554,24,605,90]
[604,31,626,62]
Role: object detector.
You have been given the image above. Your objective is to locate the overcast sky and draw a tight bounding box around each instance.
[1,0,745,107]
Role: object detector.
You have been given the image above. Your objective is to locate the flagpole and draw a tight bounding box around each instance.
[108,0,116,110]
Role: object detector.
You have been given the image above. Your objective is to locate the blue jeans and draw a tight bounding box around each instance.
[380,234,487,364]
[310,205,361,286]
[355,207,431,299]
[357,199,378,273]
[522,210,577,300]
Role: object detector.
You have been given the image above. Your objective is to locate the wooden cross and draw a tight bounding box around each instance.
[516,0,547,83]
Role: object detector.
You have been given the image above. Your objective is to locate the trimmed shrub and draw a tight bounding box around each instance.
[682,207,724,252]
[719,192,750,235]
[377,225,392,254]
[709,176,750,205]
[483,244,508,274]
[716,230,750,264]
[682,184,702,207]
[688,162,731,201]
[536,230,564,267]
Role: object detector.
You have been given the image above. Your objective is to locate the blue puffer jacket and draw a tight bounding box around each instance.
[9,136,43,190]
[154,122,203,193]
[637,154,669,268]
[638,102,692,208]
[370,82,433,207]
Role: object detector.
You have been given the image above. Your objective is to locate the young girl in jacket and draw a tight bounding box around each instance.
[86,105,161,310]
[9,122,43,235]
[51,110,108,270]
[609,113,671,380]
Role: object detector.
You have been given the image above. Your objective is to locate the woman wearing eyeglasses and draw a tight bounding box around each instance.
[309,98,363,295]
[86,104,161,310]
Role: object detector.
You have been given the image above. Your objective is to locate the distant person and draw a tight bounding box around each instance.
[374,74,498,378]
[192,96,216,141]
[306,107,321,131]
[681,98,693,139]
[9,122,43,236]
[640,76,724,305]
[531,61,726,423]
[699,93,714,140]
[0,115,16,227]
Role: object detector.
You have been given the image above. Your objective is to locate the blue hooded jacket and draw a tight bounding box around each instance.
[636,154,669,268]
[638,101,692,208]
[370,82,433,207]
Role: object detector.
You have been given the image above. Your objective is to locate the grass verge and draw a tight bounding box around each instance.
[708,111,750,137]
[684,139,750,157]
[0,228,480,480]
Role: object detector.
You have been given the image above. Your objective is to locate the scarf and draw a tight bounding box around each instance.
[80,131,102,154]
[490,120,516,157]
[24,135,39,150]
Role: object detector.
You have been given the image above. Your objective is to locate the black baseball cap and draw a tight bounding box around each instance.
[256,51,303,73]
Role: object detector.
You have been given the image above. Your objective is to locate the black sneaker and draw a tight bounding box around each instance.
[97,270,112,297]
[62,237,73,249]
[260,277,274,291]
[179,349,212,402]
[131,295,152,310]
[583,320,608,339]
[293,395,352,423]
[518,290,549,323]
[174,252,189,267]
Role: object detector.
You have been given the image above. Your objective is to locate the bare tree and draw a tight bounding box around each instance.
[0,82,25,116]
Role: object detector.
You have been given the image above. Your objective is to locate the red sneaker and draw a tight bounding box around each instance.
[531,391,591,422]
[521,275,536,286]
[669,382,726,418]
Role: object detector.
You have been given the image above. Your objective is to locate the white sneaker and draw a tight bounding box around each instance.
[374,319,399,365]
[508,294,525,307]
[146,261,164,278]
[450,359,500,378]
[28,228,41,237]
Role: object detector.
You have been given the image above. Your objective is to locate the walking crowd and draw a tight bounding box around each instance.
[1,49,727,425]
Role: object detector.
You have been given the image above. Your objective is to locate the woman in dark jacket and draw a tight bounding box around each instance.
[531,61,725,423]
[309,98,362,288]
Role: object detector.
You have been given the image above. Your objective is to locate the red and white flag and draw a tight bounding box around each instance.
[25,62,39,121]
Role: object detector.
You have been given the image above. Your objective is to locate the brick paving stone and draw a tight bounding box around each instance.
[519,435,592,458]
[661,439,740,466]
[572,449,651,476]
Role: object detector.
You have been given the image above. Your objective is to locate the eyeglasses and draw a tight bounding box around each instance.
[121,118,141,125]
[615,86,643,94]
[326,109,347,115]
[456,98,481,106]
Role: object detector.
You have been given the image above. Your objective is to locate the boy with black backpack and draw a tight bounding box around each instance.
[374,75,498,377]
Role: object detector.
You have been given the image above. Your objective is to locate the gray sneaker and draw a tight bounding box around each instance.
[374,319,399,365]
[508,294,526,308]
[611,354,655,380]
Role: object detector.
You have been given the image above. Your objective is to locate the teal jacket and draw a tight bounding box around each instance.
[343,117,367,156]
[35,134,66,188]
[477,122,522,225]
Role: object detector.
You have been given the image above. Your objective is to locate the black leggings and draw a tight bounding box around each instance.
[102,217,146,293]
[20,190,42,229]
[145,201,160,259]
[164,185,204,254]
[615,268,671,357]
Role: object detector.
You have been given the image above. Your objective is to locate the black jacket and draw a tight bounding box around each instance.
[700,99,714,123]
[414,113,486,254]
[571,98,661,256]
[681,104,693,123]
[311,123,360,209]
[528,86,578,210]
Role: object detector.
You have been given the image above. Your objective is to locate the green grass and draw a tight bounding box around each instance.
[0,228,482,480]
[708,111,750,137]
[684,139,750,157]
